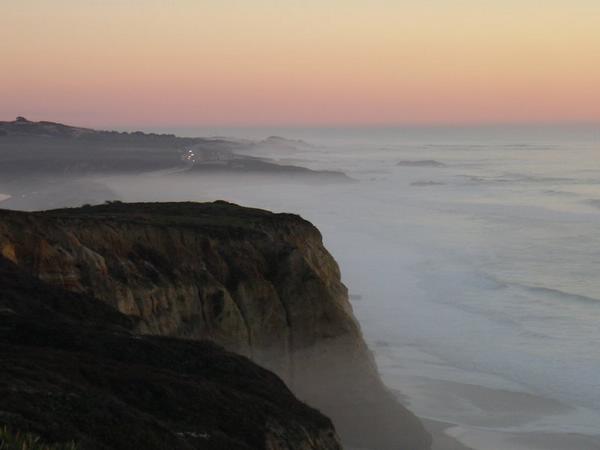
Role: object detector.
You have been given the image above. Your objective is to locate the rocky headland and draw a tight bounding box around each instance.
[0,201,431,449]
[0,118,349,180]
[0,118,351,211]
[0,254,342,450]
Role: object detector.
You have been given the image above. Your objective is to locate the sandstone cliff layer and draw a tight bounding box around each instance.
[0,202,431,449]
[0,255,342,450]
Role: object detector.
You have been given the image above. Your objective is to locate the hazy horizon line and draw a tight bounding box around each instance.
[3,116,599,132]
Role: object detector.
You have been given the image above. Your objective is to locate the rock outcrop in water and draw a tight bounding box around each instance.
[0,201,431,449]
[0,256,342,450]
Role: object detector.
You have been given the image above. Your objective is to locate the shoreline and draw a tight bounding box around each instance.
[371,342,600,450]
[425,417,600,450]
[425,418,474,450]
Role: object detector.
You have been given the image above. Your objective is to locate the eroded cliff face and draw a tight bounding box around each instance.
[0,202,431,449]
[0,256,342,450]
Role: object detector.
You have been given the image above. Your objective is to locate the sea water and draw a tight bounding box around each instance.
[119,125,600,446]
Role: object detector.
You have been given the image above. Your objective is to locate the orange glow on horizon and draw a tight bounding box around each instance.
[1,1,599,127]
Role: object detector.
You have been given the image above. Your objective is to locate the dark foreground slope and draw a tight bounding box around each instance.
[0,256,342,450]
[0,201,431,449]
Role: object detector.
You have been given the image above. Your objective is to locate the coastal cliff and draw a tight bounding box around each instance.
[0,201,431,449]
[0,255,342,450]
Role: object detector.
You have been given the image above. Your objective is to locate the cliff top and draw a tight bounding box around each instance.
[0,200,320,240]
[52,200,308,228]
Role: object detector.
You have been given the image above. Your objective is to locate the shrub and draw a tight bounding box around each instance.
[0,426,77,450]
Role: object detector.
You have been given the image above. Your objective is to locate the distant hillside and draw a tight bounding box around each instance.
[0,117,349,179]
[0,116,95,138]
[0,116,240,151]
[0,118,351,209]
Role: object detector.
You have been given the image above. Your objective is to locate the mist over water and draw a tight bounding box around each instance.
[6,125,600,448]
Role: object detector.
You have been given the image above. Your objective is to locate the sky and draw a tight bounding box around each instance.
[1,0,599,127]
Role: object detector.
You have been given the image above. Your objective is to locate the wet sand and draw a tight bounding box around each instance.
[425,416,600,450]
[425,419,475,450]
[373,343,600,450]
[418,380,600,449]
[444,425,600,450]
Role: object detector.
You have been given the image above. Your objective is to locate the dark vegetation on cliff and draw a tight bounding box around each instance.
[0,426,77,450]
[0,255,342,450]
[0,201,431,449]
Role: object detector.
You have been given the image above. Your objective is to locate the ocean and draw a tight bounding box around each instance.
[111,125,600,449]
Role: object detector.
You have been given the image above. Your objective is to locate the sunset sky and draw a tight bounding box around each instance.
[1,0,599,127]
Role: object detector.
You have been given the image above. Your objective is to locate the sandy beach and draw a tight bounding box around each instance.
[374,343,600,450]
[442,424,600,450]
[424,410,600,450]
[426,419,474,450]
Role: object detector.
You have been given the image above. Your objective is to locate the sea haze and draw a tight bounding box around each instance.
[3,124,600,449]
[96,124,600,449]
